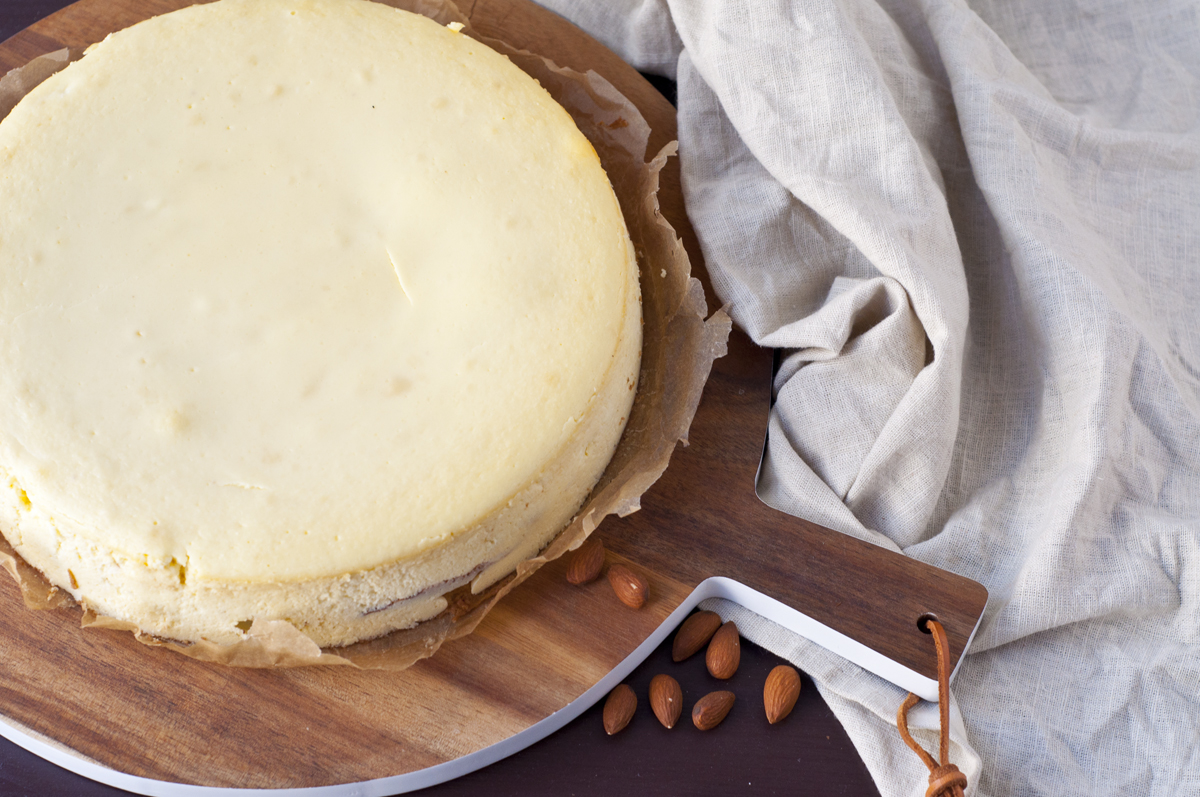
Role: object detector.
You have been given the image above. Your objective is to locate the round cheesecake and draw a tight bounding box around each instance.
[0,0,641,647]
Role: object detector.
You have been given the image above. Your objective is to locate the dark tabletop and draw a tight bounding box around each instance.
[0,3,882,795]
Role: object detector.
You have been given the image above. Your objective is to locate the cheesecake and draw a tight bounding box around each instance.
[0,0,641,647]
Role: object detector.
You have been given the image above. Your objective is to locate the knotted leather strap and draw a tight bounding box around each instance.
[896,619,968,797]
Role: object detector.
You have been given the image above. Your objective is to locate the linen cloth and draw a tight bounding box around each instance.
[536,0,1200,794]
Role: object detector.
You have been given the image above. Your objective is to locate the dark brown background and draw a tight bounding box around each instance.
[0,2,890,794]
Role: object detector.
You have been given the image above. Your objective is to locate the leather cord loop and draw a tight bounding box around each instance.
[925,764,968,797]
[896,619,967,797]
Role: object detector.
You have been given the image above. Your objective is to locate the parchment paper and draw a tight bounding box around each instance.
[0,0,731,669]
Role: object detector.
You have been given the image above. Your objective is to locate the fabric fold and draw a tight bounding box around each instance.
[540,0,1200,794]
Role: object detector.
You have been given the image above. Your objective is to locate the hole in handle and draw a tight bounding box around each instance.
[916,612,939,634]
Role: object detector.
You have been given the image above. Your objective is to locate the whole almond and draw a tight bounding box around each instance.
[565,536,605,585]
[603,684,636,735]
[692,690,736,731]
[763,664,801,724]
[648,674,683,729]
[607,563,648,609]
[671,610,722,662]
[705,621,740,679]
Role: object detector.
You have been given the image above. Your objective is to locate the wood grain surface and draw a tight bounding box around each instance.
[0,625,886,797]
[0,0,986,789]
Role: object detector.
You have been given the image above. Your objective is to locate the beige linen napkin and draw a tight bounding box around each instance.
[539,0,1200,794]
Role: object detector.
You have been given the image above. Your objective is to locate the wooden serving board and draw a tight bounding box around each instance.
[0,0,988,791]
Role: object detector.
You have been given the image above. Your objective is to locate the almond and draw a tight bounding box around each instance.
[565,536,605,585]
[671,610,722,662]
[705,621,740,679]
[692,690,735,731]
[607,563,648,609]
[763,664,801,724]
[648,674,683,729]
[603,684,636,735]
